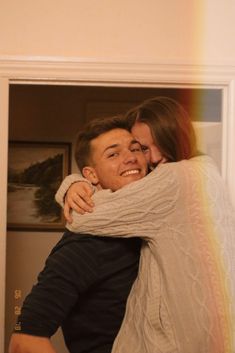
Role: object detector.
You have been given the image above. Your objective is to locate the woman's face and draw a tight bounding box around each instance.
[131,122,167,169]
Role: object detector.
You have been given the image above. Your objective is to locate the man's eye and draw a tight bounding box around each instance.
[131,147,141,152]
[108,152,119,158]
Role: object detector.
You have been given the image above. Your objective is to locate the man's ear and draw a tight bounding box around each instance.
[82,166,99,185]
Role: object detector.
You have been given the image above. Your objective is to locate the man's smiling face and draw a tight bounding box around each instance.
[82,128,147,191]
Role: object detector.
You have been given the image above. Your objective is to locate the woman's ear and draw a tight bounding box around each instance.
[82,166,99,186]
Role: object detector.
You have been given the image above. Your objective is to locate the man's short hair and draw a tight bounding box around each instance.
[75,115,129,171]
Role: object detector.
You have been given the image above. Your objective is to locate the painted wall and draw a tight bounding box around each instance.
[0,0,235,64]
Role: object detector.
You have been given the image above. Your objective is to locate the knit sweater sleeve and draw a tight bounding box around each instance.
[66,163,179,240]
[55,173,93,207]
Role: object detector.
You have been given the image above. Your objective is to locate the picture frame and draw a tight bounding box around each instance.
[7,141,71,231]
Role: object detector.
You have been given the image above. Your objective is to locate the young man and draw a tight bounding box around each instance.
[9,116,148,353]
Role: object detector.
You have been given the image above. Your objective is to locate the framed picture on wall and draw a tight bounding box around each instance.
[7,141,71,231]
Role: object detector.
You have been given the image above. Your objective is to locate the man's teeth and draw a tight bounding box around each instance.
[122,170,139,176]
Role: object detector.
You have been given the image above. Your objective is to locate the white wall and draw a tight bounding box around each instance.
[0,0,235,64]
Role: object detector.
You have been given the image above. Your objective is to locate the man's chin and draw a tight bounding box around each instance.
[121,174,143,187]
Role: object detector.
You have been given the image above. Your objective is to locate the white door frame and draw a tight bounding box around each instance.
[1,56,235,353]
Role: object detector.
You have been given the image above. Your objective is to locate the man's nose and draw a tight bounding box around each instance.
[123,150,137,163]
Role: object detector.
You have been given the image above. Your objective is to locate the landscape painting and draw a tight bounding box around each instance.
[7,141,71,231]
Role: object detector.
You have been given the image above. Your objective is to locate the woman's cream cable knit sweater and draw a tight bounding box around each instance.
[56,156,235,353]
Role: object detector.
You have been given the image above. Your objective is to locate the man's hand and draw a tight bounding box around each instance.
[64,182,94,223]
[8,333,57,353]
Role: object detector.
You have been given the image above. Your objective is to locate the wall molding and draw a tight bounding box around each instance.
[1,56,235,84]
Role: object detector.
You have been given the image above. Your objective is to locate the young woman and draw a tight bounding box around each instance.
[56,97,235,353]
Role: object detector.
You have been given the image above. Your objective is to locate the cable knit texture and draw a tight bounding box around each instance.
[55,172,95,207]
[60,156,235,353]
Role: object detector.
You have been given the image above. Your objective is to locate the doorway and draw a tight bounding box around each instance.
[5,82,223,353]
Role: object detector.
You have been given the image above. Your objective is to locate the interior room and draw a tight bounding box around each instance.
[5,83,222,352]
